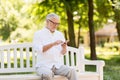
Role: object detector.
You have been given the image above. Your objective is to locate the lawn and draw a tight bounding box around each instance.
[85,46,120,80]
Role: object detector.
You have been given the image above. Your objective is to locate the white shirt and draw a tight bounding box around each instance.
[33,27,66,69]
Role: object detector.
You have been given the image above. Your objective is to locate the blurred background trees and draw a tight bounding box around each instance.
[110,0,120,41]
[0,0,37,42]
[0,0,120,60]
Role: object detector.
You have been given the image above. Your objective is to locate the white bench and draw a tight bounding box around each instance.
[0,43,105,80]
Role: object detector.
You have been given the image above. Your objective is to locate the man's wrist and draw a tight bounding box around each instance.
[51,42,56,47]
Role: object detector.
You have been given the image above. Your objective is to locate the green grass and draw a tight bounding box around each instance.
[102,55,120,80]
[85,46,120,80]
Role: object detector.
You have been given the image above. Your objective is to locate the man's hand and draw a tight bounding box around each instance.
[61,40,69,55]
[61,40,69,45]
[53,40,64,46]
[43,40,63,52]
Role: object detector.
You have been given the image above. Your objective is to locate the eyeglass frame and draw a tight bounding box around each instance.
[48,19,60,26]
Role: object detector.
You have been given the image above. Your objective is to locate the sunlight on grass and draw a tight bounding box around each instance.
[85,46,120,60]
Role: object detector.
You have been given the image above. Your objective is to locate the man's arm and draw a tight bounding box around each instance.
[61,40,68,55]
[43,40,63,52]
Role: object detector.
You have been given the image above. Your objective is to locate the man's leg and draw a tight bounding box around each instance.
[36,67,54,80]
[54,65,78,80]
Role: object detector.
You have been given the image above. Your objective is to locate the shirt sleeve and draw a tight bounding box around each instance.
[33,31,43,53]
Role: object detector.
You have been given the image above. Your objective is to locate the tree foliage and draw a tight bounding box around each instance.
[1,0,120,59]
[0,0,37,42]
[0,0,19,40]
[110,0,120,41]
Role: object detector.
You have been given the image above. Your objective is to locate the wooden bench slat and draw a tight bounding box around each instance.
[7,49,11,68]
[26,47,30,68]
[0,74,67,80]
[20,48,24,68]
[13,48,17,68]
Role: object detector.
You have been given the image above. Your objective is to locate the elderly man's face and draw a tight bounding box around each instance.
[47,18,60,33]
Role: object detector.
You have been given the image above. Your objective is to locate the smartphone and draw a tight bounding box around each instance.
[63,40,69,44]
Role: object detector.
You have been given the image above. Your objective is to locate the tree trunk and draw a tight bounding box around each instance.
[66,9,76,47]
[64,30,68,40]
[88,0,97,60]
[116,22,120,41]
[77,23,81,47]
[115,9,120,41]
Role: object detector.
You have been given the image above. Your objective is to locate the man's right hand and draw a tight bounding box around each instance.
[43,40,63,52]
[53,40,64,46]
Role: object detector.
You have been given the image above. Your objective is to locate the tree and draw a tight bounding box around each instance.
[62,0,78,47]
[0,0,37,42]
[0,0,19,41]
[88,0,97,60]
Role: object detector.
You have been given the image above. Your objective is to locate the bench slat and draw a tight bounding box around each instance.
[14,48,17,68]
[20,48,24,68]
[0,74,67,80]
[0,68,35,73]
[71,51,75,66]
[26,47,30,68]
[7,49,11,68]
[0,50,4,68]
[32,49,36,68]
[65,51,69,66]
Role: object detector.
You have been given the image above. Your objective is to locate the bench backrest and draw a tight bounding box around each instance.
[0,43,84,73]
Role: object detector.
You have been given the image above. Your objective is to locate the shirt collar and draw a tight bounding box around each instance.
[44,27,56,34]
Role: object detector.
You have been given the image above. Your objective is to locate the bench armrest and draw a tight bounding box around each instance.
[84,59,105,67]
[84,59,105,73]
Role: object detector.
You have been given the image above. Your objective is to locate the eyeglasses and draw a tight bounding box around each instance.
[48,19,60,26]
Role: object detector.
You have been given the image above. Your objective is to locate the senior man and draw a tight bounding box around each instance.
[33,13,78,80]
